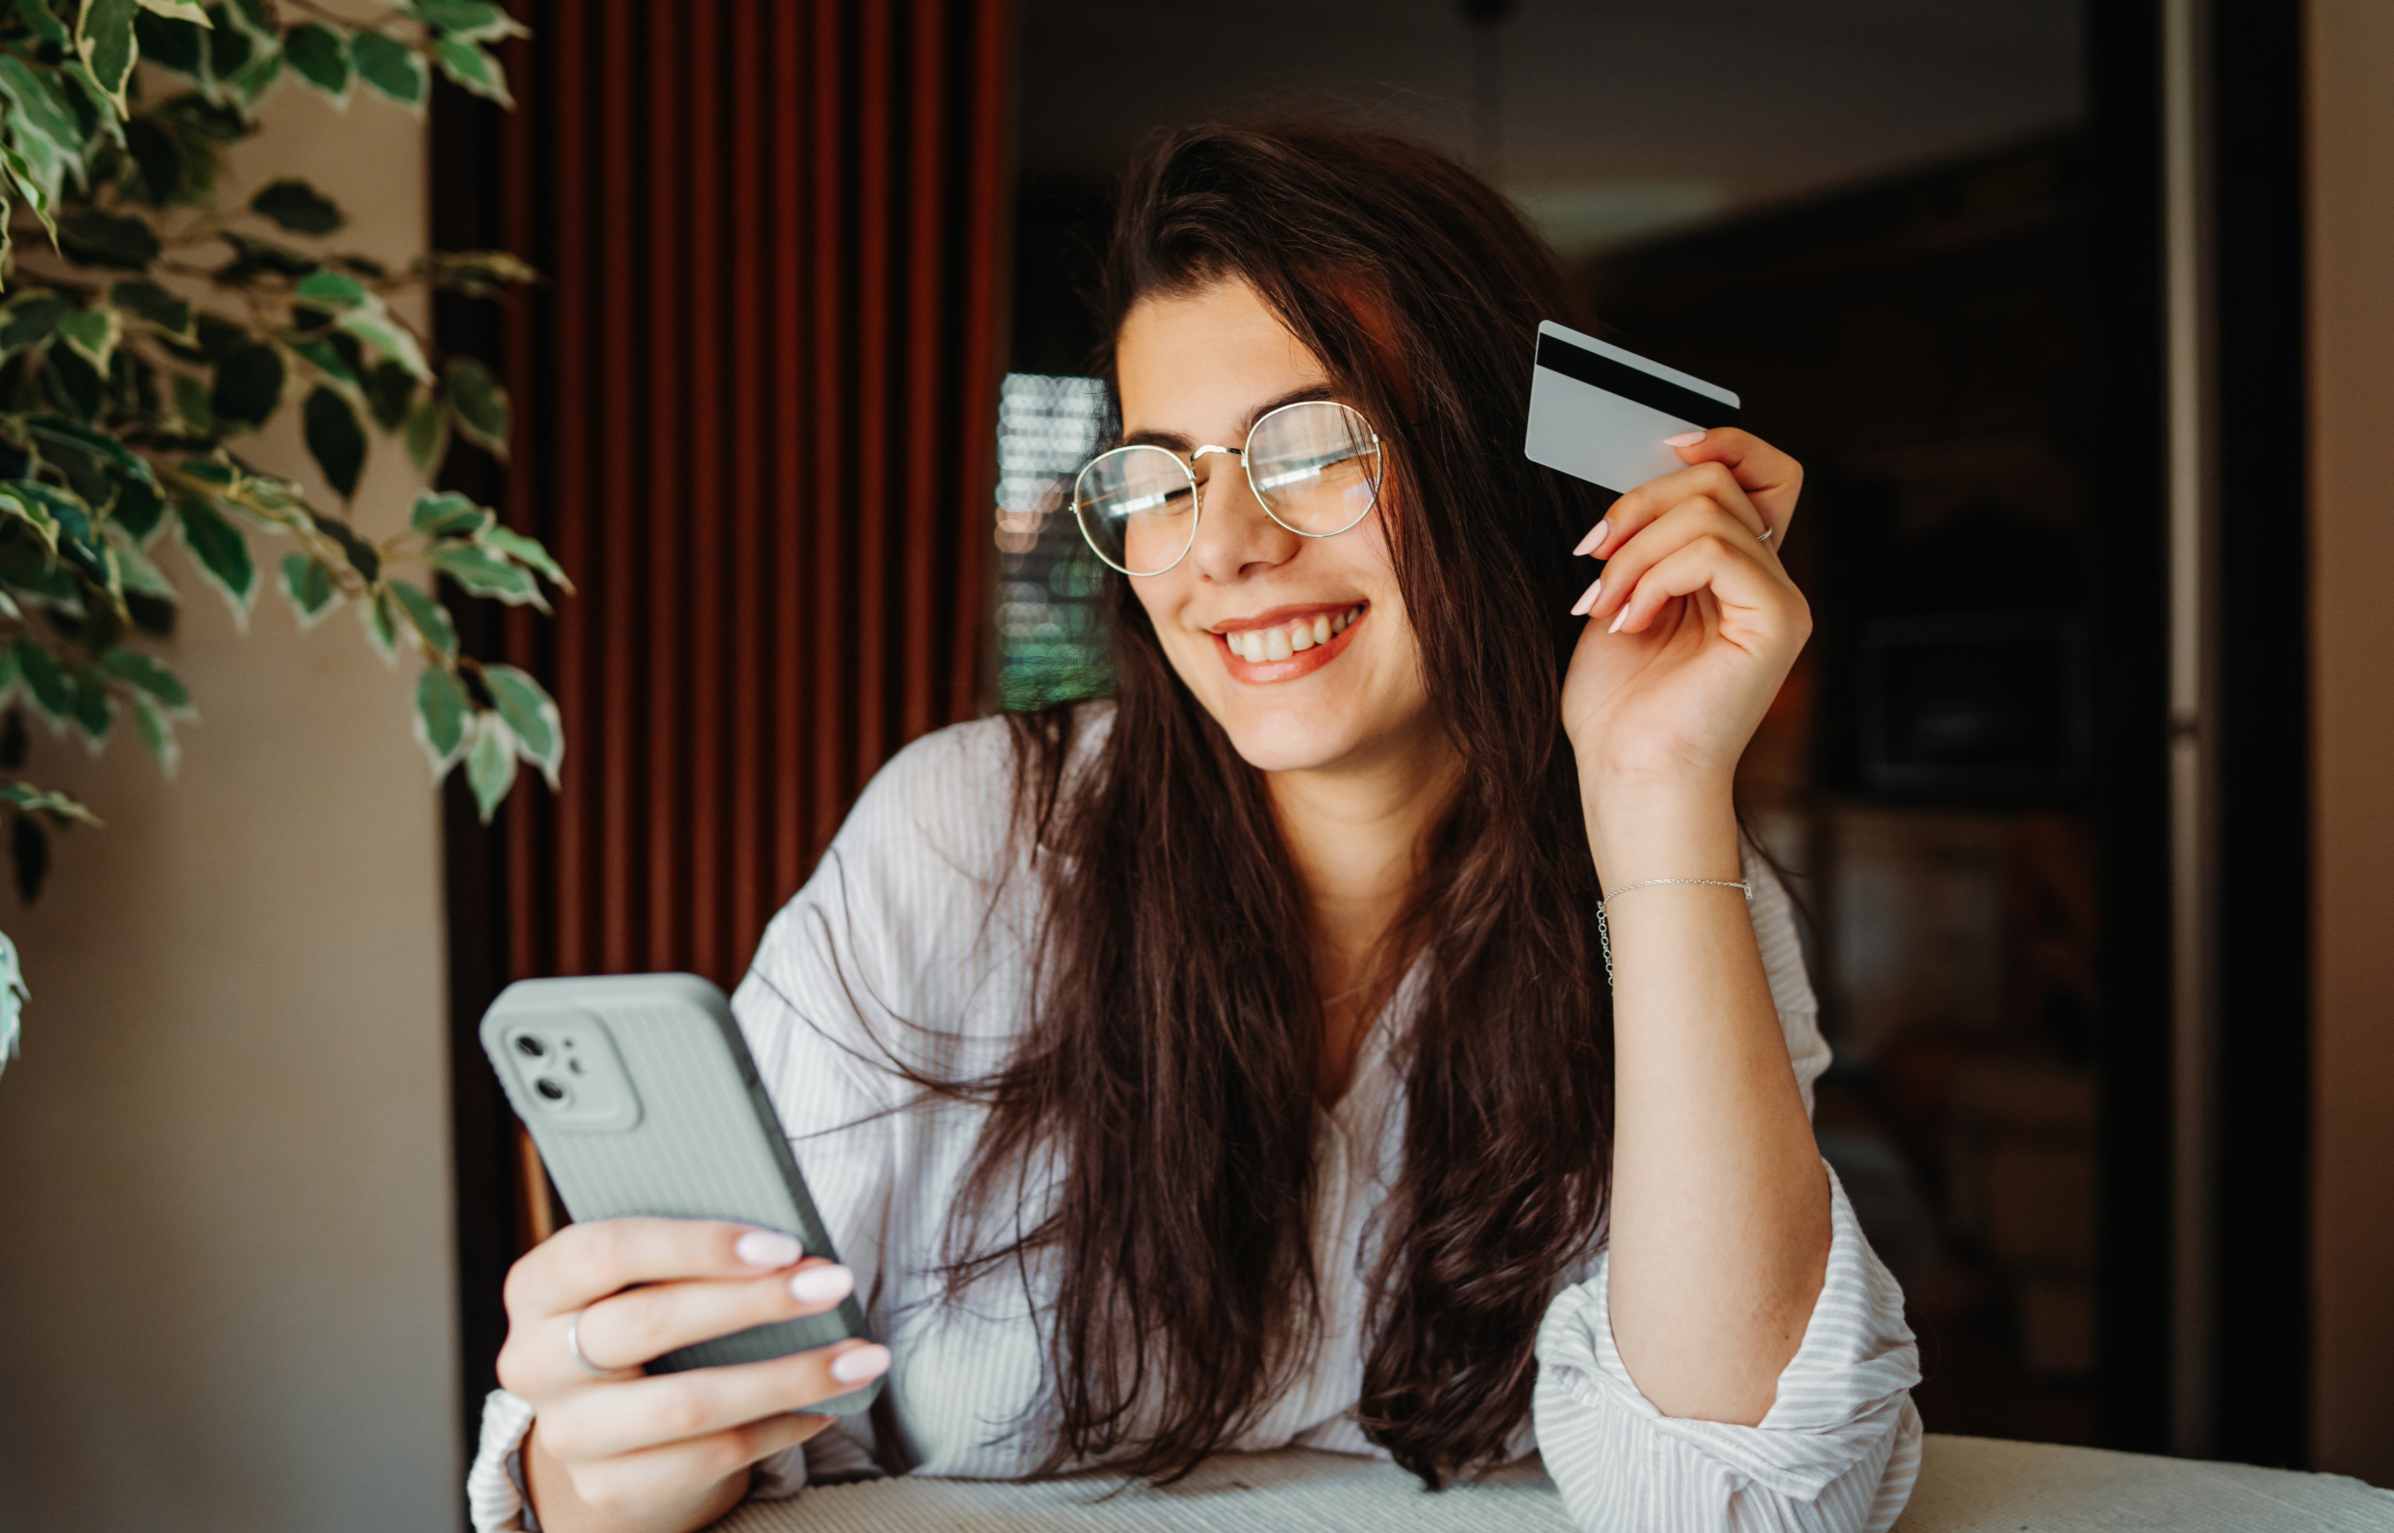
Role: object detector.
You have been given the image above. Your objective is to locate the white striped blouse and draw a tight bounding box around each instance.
[467,701,1923,1531]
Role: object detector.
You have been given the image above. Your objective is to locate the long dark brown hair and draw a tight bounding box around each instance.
[825,117,1799,1495]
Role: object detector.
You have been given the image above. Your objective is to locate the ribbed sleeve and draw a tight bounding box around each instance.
[1528,847,1923,1531]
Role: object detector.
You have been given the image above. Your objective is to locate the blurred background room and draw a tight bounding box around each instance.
[0,2,2386,1528]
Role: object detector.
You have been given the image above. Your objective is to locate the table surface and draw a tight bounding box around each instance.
[711,1432,2394,1532]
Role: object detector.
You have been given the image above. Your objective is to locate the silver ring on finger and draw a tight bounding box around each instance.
[1756,523,1775,545]
[566,1306,621,1375]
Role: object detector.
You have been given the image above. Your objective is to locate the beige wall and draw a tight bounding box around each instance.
[2306,0,2394,1488]
[0,73,457,1529]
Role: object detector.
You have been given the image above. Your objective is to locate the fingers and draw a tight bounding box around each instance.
[534,1337,894,1462]
[506,1218,809,1321]
[545,1411,836,1521]
[1572,494,1782,621]
[1571,458,1770,565]
[1666,426,1804,538]
[503,1258,859,1400]
[1602,532,1810,650]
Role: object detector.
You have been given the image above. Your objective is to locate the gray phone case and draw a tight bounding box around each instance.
[479,971,884,1415]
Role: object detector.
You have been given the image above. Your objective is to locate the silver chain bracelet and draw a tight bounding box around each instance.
[1595,876,1753,991]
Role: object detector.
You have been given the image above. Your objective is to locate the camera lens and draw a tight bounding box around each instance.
[514,1033,547,1059]
[535,1077,567,1102]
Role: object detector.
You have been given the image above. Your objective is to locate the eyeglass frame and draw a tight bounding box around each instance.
[1066,397,1393,577]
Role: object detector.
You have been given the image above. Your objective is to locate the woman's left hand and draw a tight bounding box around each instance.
[1559,428,1812,786]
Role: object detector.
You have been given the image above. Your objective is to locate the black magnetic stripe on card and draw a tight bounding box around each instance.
[1534,332,1741,426]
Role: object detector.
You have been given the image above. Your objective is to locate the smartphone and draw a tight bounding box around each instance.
[480,972,885,1415]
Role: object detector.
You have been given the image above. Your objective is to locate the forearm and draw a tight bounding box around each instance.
[523,1420,755,1533]
[1580,772,1831,1426]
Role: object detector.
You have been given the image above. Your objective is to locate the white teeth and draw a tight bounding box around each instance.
[1263,627,1292,661]
[1236,630,1261,660]
[1312,614,1331,645]
[1288,621,1315,651]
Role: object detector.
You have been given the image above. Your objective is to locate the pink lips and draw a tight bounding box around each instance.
[1215,605,1367,684]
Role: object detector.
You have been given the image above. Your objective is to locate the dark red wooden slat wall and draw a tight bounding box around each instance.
[474,4,1018,1238]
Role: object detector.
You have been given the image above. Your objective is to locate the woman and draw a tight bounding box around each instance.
[469,120,1922,1533]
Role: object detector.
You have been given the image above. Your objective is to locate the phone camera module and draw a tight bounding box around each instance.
[535,1077,570,1104]
[514,1033,547,1059]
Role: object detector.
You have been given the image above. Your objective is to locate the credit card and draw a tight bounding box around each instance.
[1523,319,1741,498]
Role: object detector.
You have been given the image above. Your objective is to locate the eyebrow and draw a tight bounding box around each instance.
[1111,381,1340,454]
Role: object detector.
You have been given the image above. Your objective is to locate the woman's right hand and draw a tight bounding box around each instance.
[493,1217,893,1530]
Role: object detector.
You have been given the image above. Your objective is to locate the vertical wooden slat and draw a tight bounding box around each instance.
[810,0,848,857]
[772,0,807,900]
[687,0,726,980]
[730,0,767,964]
[901,0,948,740]
[499,0,540,979]
[852,0,891,790]
[597,0,638,970]
[954,0,1013,715]
[644,0,686,970]
[548,0,592,975]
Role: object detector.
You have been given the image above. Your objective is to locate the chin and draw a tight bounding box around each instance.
[1215,708,1371,775]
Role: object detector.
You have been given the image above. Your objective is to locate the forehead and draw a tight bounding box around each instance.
[1116,277,1328,442]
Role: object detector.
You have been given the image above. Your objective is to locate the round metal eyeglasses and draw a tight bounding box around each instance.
[1067,398,1389,577]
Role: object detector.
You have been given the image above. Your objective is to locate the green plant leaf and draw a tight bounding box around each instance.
[277,551,339,628]
[132,9,202,73]
[359,583,398,663]
[172,493,256,625]
[307,510,379,582]
[412,663,467,774]
[11,639,73,730]
[282,21,349,101]
[250,177,342,234]
[209,339,283,427]
[0,484,63,558]
[55,306,120,371]
[293,267,370,309]
[222,42,281,105]
[75,0,142,115]
[0,140,59,250]
[361,359,413,429]
[0,781,100,824]
[430,35,510,106]
[430,542,541,609]
[17,0,72,47]
[301,384,364,499]
[478,523,572,594]
[411,0,526,42]
[409,489,488,538]
[386,576,454,656]
[169,371,214,432]
[349,30,425,110]
[401,392,448,473]
[66,665,115,751]
[479,662,559,787]
[0,292,67,350]
[109,278,194,340]
[129,692,177,776]
[106,527,175,596]
[464,709,513,822]
[0,56,88,169]
[137,0,211,22]
[98,646,193,715]
[443,355,508,455]
[335,307,429,382]
[57,209,162,270]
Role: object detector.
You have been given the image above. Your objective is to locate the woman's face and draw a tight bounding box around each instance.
[1114,276,1432,776]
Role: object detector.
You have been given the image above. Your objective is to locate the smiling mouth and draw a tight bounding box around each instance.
[1214,603,1368,683]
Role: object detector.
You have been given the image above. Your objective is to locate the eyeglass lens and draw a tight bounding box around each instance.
[1070,400,1383,576]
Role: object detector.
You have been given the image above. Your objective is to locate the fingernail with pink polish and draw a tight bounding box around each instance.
[791,1264,853,1304]
[1607,605,1630,634]
[737,1230,804,1267]
[1573,519,1609,557]
[1570,575,1602,617]
[1664,430,1705,447]
[832,1343,891,1383]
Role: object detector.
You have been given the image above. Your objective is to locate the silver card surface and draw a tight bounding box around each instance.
[1524,319,1742,498]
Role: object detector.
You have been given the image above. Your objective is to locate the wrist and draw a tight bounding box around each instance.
[1579,774,1741,890]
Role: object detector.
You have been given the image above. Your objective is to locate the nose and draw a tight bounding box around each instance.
[1185,452,1300,584]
